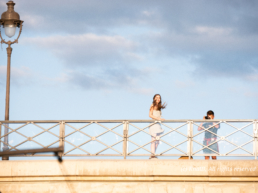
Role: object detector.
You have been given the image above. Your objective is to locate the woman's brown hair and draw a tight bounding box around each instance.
[152,94,167,111]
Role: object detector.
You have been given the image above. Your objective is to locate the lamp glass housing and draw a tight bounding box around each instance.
[4,24,16,38]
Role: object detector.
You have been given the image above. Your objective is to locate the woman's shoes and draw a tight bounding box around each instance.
[149,156,158,159]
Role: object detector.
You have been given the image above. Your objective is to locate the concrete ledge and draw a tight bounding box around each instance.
[0,160,257,177]
[0,160,258,193]
[1,176,258,182]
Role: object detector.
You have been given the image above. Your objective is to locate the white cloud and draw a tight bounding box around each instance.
[245,74,258,82]
[244,92,258,98]
[45,66,153,94]
[130,88,154,95]
[22,34,141,67]
[21,14,45,30]
[174,80,195,88]
[142,10,155,17]
[152,28,258,54]
[10,0,258,84]
[0,1,5,7]
[193,26,233,36]
[0,65,34,87]
[146,25,258,81]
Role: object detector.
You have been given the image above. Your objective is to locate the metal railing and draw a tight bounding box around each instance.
[0,119,257,159]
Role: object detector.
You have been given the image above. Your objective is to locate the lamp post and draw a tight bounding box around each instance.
[0,1,23,160]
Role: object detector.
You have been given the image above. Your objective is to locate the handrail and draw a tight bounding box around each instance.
[0,120,257,160]
[0,119,257,123]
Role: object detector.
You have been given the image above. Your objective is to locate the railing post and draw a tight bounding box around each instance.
[59,121,65,158]
[0,122,1,154]
[123,121,128,159]
[187,121,193,159]
[253,121,258,160]
[2,123,9,160]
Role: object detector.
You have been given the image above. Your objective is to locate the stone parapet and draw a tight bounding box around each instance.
[0,160,257,192]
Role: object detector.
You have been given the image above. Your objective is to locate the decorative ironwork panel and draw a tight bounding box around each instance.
[192,121,254,157]
[63,122,124,156]
[0,120,256,159]
[0,122,61,156]
[127,121,188,157]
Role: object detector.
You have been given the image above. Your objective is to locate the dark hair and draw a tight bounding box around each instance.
[207,110,214,116]
[152,94,167,111]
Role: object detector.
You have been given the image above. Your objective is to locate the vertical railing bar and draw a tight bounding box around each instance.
[123,121,128,159]
[187,121,193,159]
[256,121,258,160]
[0,122,2,152]
[2,122,9,160]
[254,121,257,160]
[59,121,65,158]
[127,122,129,157]
[126,121,129,158]
[189,121,193,159]
[253,121,255,159]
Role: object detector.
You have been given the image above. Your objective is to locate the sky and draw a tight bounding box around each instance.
[0,0,257,121]
[0,0,257,160]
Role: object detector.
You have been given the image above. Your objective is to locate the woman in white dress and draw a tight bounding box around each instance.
[149,94,166,159]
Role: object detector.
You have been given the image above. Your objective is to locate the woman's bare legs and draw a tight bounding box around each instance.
[155,133,160,151]
[155,141,159,150]
[151,134,156,155]
[151,133,160,157]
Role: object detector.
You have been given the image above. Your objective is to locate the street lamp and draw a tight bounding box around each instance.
[0,1,23,160]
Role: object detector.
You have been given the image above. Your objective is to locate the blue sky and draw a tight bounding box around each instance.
[0,0,258,121]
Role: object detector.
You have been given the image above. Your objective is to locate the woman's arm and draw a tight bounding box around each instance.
[214,123,220,129]
[198,116,206,131]
[198,123,203,131]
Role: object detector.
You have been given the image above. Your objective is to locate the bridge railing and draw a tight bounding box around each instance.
[0,120,257,159]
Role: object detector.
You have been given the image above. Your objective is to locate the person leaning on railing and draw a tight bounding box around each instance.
[198,110,220,160]
[148,94,167,159]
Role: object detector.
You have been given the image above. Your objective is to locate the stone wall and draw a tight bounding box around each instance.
[0,160,257,193]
